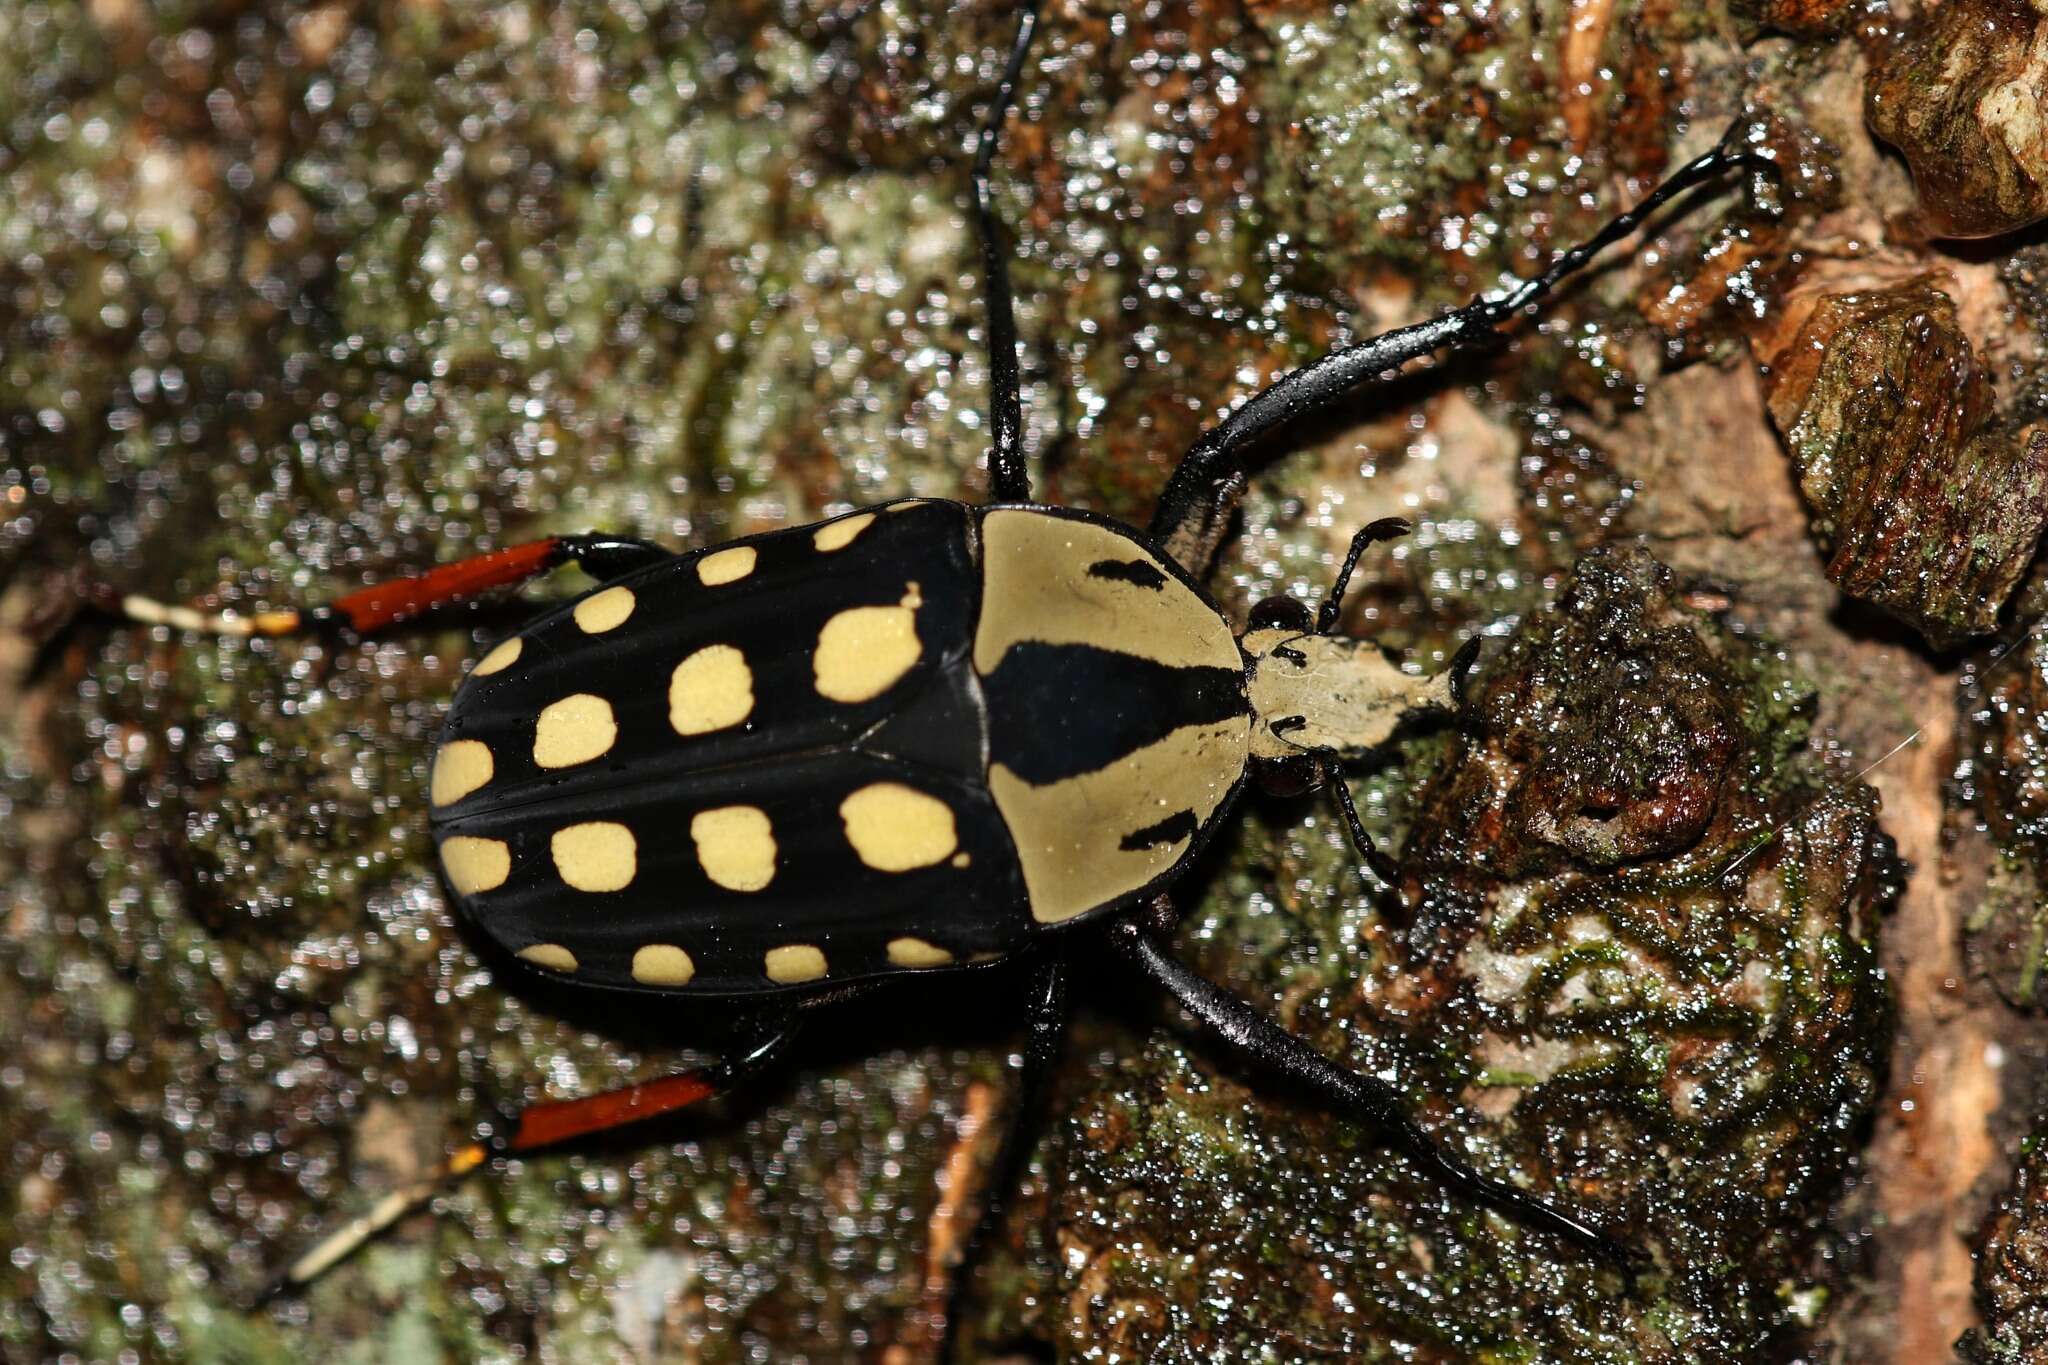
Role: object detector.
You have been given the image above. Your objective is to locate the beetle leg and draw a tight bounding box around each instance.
[1324,759,1404,891]
[1108,919,1640,1271]
[939,953,1067,1364]
[1149,129,1774,576]
[974,0,1041,505]
[258,1013,794,1303]
[1448,634,1485,708]
[106,532,669,639]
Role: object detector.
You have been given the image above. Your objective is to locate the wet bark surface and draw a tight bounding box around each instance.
[1,1,2045,1362]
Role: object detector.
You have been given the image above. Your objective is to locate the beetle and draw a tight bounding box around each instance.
[98,2,1772,1345]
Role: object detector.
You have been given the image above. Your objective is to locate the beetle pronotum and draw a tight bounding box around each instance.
[99,2,1773,1349]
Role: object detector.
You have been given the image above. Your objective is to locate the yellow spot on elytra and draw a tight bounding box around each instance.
[839,783,958,871]
[518,943,578,972]
[632,944,696,986]
[533,693,617,768]
[670,645,754,735]
[812,512,875,552]
[440,836,511,895]
[430,740,493,807]
[690,805,776,891]
[813,586,921,703]
[887,937,954,969]
[765,944,827,983]
[951,852,971,868]
[574,585,636,634]
[697,545,757,586]
[473,637,523,676]
[552,821,637,892]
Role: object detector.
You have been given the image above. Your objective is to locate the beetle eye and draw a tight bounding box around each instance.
[1254,751,1323,797]
[1248,595,1313,633]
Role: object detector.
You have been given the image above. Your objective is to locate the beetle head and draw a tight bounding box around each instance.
[1239,590,1481,788]
[1241,625,1455,765]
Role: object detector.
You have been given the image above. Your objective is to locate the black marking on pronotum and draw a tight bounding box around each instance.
[982,641,1246,785]
[1120,810,1199,852]
[1086,557,1170,591]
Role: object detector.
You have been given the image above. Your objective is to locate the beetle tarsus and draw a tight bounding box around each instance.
[1149,118,1779,572]
[1448,635,1485,709]
[261,1021,794,1302]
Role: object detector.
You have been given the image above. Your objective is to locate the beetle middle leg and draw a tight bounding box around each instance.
[939,953,1068,1364]
[1150,132,1774,578]
[974,0,1041,505]
[1108,916,1634,1269]
[103,531,670,640]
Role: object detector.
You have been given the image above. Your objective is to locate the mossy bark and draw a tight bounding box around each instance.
[1,2,2040,1362]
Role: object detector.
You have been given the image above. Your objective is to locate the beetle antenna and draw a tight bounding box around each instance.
[1317,517,1411,635]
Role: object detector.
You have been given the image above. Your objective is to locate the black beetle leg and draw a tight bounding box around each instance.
[1148,129,1774,578]
[1324,759,1404,891]
[974,0,1042,505]
[257,1012,797,1303]
[939,953,1068,1364]
[1108,919,1637,1271]
[556,533,673,583]
[1448,634,1485,708]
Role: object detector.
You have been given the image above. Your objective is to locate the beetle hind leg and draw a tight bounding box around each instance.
[259,1013,795,1303]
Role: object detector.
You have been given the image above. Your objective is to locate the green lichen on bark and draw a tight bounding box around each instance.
[1959,621,2048,1011]
[1,1,1892,1362]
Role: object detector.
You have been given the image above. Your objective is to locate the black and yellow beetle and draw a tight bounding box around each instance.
[105,1,1771,1333]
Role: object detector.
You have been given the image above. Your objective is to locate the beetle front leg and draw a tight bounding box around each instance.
[1108,918,1637,1270]
[260,1011,795,1302]
[1149,129,1773,578]
[103,532,670,640]
[1325,761,1404,891]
